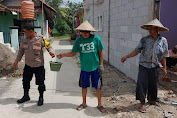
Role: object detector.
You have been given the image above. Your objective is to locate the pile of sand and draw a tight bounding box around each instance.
[0,43,24,78]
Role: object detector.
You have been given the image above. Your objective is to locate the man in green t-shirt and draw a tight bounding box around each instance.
[57,21,106,113]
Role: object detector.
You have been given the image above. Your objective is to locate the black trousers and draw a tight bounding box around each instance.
[23,64,46,93]
[136,65,160,104]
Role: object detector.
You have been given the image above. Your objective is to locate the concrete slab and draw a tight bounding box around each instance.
[0,39,110,118]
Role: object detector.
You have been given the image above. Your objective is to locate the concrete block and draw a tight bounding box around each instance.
[122,0,129,5]
[114,58,121,70]
[128,26,137,33]
[121,11,129,19]
[112,7,118,15]
[129,9,138,18]
[115,33,122,39]
[120,39,128,47]
[133,17,145,25]
[110,1,116,8]
[125,18,133,25]
[125,2,134,11]
[116,0,122,7]
[133,0,144,9]
[120,62,127,74]
[103,31,108,37]
[118,5,125,13]
[129,0,135,2]
[138,6,148,17]
[120,26,128,33]
[144,0,149,6]
[119,32,124,39]
[114,50,122,58]
[132,33,142,41]
[127,40,138,48]
[125,62,130,72]
[120,18,126,25]
[109,52,114,64]
[123,33,132,40]
[111,32,118,39]
[130,63,139,75]
[104,54,108,62]
[112,20,118,26]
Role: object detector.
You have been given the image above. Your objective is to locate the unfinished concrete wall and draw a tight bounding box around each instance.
[84,0,154,81]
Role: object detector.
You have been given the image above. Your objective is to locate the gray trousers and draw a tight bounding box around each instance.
[136,65,160,104]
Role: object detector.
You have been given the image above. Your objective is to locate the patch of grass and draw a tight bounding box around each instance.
[47,38,54,42]
[55,34,70,39]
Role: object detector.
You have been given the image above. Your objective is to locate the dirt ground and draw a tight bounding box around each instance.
[101,62,177,118]
[70,39,177,118]
[0,43,24,78]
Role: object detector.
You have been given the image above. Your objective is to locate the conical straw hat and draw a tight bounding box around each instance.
[141,18,169,32]
[75,20,98,32]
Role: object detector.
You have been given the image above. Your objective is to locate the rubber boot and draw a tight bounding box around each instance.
[38,92,44,106]
[17,89,30,103]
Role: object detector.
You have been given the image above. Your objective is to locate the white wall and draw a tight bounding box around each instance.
[0,32,4,44]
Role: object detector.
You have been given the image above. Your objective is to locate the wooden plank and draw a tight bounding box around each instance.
[154,0,160,19]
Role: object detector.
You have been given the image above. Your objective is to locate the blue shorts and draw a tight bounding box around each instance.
[79,69,102,89]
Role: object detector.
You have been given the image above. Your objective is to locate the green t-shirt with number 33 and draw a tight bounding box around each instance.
[72,34,104,72]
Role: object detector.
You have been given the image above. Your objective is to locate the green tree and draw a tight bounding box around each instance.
[55,19,71,35]
[46,0,83,36]
[65,1,83,29]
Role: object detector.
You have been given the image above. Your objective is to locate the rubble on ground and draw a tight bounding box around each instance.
[0,43,24,78]
[102,62,177,118]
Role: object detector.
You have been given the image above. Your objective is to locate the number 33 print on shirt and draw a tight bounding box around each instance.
[80,42,95,53]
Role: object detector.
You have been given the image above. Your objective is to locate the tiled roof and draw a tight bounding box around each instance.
[39,0,57,13]
[8,7,42,13]
[0,3,10,11]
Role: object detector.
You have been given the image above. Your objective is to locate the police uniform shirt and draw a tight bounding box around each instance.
[16,33,53,67]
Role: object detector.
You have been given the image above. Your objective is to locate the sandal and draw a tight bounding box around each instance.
[139,105,147,113]
[77,104,87,111]
[97,106,107,113]
[147,101,161,107]
[149,102,161,107]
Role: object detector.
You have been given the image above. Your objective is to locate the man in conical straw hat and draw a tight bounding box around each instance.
[121,18,169,113]
[57,21,106,113]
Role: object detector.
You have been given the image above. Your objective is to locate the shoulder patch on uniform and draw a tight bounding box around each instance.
[35,41,41,44]
[43,37,49,43]
[42,37,51,49]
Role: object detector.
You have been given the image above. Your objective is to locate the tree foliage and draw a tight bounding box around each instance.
[55,19,71,35]
[47,0,83,36]
[65,1,83,30]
